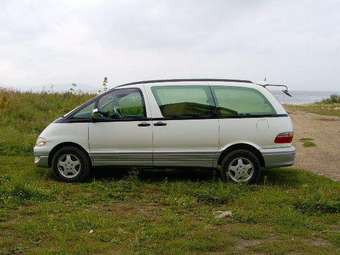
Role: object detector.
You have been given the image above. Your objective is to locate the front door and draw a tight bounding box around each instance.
[89,87,153,166]
[148,85,219,167]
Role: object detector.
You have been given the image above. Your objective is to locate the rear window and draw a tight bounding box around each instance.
[212,86,276,117]
[151,86,215,118]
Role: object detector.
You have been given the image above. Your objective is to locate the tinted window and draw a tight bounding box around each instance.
[151,86,214,118]
[71,101,95,119]
[212,86,276,117]
[97,88,146,120]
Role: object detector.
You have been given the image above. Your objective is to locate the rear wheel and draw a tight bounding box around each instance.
[52,146,91,182]
[220,149,261,184]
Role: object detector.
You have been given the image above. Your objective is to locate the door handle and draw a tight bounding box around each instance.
[138,122,151,127]
[154,121,167,126]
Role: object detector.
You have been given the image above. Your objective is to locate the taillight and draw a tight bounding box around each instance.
[274,132,294,144]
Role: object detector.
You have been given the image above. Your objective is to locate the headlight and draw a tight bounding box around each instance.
[36,137,48,147]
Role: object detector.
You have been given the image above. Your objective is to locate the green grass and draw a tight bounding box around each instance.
[286,103,340,117]
[285,94,340,117]
[0,89,93,155]
[303,141,317,147]
[0,156,339,254]
[299,138,317,148]
[0,89,339,254]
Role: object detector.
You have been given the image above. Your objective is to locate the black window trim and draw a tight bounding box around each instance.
[150,114,288,121]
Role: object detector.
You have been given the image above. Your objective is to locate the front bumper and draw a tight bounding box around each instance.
[34,155,49,167]
[261,146,295,168]
[33,146,50,168]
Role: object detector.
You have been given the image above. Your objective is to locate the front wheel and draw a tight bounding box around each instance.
[220,149,261,184]
[52,146,91,182]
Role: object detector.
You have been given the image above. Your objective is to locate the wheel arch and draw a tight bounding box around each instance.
[217,143,265,168]
[48,142,92,167]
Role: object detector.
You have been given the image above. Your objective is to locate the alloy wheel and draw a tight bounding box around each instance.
[56,153,82,178]
[227,157,254,183]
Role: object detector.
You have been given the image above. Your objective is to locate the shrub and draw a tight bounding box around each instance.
[320,94,340,104]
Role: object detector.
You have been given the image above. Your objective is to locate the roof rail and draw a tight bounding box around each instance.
[115,78,253,88]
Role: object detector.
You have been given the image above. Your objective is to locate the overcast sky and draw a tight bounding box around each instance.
[1,0,340,91]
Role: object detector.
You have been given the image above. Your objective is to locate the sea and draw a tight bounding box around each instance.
[270,90,340,105]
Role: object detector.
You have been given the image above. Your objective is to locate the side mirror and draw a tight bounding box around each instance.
[91,108,102,121]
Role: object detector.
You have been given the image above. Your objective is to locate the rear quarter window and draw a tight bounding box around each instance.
[212,86,276,117]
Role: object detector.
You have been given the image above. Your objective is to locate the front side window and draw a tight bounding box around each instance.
[212,86,276,117]
[71,101,95,120]
[151,86,214,118]
[97,88,146,120]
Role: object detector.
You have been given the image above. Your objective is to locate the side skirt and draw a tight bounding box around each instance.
[90,152,219,168]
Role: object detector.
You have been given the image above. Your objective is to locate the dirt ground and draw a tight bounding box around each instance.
[289,110,340,181]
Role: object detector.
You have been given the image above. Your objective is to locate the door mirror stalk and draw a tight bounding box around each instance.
[91,108,101,122]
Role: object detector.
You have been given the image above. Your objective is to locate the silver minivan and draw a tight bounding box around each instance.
[34,79,295,183]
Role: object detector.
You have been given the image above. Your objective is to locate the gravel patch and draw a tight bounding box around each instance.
[290,110,340,181]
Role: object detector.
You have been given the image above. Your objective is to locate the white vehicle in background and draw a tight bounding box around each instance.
[34,79,295,183]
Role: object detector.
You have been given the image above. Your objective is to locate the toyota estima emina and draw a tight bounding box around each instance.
[34,79,295,183]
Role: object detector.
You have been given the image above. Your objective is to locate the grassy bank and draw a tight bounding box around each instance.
[0,89,339,254]
[285,95,340,117]
[286,103,340,117]
[0,89,93,155]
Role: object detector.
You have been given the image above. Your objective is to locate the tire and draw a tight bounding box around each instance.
[52,146,91,182]
[220,149,261,184]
